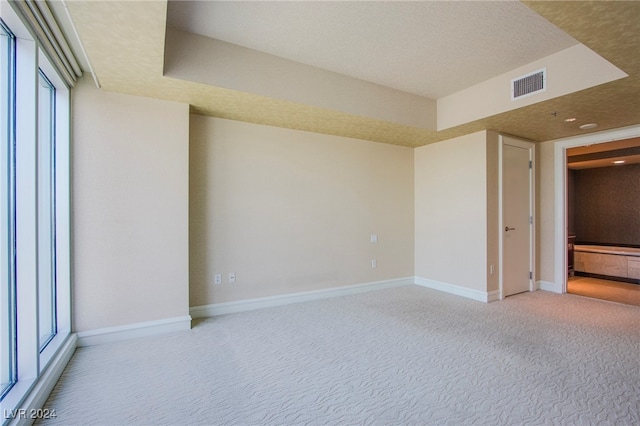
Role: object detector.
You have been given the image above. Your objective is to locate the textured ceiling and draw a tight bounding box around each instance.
[166,1,577,99]
[66,1,640,147]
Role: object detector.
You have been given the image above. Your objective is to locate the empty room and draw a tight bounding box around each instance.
[1,1,639,425]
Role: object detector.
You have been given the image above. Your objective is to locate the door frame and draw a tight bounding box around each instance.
[499,135,535,300]
[552,125,640,294]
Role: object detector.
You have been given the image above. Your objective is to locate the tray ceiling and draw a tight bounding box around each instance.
[167,1,577,99]
[64,0,640,147]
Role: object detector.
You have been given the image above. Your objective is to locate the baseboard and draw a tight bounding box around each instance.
[486,289,501,302]
[414,276,495,303]
[6,334,77,426]
[76,315,192,347]
[190,277,415,318]
[538,280,562,293]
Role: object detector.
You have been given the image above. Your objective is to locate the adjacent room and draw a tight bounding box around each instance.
[566,138,640,306]
[1,1,639,425]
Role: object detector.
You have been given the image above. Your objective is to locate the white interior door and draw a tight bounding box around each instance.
[502,139,533,297]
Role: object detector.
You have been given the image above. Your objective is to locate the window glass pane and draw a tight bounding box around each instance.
[37,70,56,351]
[0,20,16,398]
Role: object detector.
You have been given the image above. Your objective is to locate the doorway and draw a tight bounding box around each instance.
[565,137,640,305]
[553,126,640,299]
[500,135,535,298]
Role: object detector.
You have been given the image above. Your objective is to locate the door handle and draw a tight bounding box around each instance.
[505,226,516,232]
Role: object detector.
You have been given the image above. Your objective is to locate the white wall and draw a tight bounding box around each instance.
[72,76,190,332]
[415,131,489,292]
[189,116,414,306]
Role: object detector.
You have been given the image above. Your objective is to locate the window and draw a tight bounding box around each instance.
[0,18,16,400]
[37,70,56,350]
[0,1,71,416]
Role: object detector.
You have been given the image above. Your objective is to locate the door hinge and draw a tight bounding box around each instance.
[529,271,533,280]
[529,216,533,225]
[529,160,532,169]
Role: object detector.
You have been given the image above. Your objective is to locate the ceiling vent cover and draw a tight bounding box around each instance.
[511,68,546,100]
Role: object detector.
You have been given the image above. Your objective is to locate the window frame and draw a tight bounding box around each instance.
[37,47,71,369]
[0,17,16,401]
[37,68,58,352]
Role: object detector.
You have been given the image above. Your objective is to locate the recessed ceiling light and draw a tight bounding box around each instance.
[579,123,598,130]
[564,118,577,122]
[613,160,626,164]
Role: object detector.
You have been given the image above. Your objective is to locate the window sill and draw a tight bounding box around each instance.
[1,333,76,426]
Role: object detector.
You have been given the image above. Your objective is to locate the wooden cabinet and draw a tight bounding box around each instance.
[574,247,640,280]
[627,258,640,279]
[575,251,628,277]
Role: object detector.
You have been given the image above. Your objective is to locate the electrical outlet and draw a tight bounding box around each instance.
[371,233,378,243]
[490,265,494,275]
[228,272,236,284]
[371,259,377,268]
[214,274,222,285]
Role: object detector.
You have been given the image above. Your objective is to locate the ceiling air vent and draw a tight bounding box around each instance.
[511,68,546,100]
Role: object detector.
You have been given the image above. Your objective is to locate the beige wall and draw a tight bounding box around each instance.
[414,131,489,291]
[537,140,556,283]
[189,116,414,306]
[485,131,500,292]
[72,76,190,332]
[67,66,636,338]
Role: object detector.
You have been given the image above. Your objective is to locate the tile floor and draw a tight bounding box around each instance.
[568,276,640,306]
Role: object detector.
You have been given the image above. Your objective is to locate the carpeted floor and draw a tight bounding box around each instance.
[39,285,640,425]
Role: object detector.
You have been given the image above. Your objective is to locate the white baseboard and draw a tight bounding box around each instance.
[538,280,562,293]
[414,276,496,303]
[190,277,415,318]
[76,315,192,347]
[486,289,501,302]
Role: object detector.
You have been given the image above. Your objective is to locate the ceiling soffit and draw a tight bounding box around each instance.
[66,1,640,147]
[163,27,438,131]
[166,0,578,99]
[567,137,640,169]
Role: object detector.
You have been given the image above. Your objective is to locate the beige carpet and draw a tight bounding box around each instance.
[39,286,640,425]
